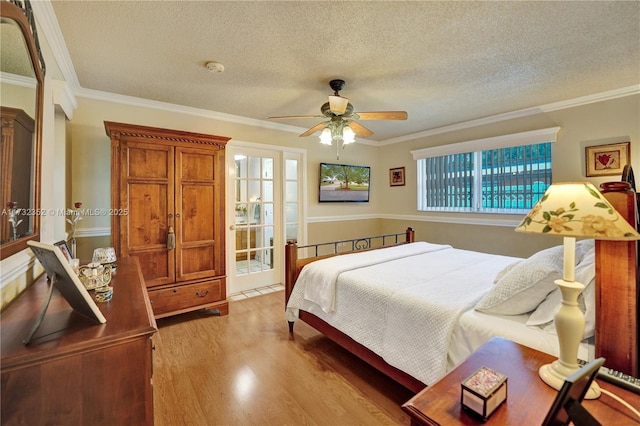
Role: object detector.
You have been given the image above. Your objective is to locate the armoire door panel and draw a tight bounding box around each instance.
[126,146,171,179]
[180,151,216,182]
[181,185,215,242]
[178,245,216,279]
[127,183,170,248]
[130,249,172,287]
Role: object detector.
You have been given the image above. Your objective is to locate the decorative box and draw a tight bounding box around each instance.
[461,366,507,420]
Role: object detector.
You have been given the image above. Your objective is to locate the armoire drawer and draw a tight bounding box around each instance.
[148,279,224,316]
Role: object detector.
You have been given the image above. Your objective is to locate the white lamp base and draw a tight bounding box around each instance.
[538,271,601,400]
[539,360,601,399]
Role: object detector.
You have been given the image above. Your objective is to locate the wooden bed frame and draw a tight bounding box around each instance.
[284,183,639,393]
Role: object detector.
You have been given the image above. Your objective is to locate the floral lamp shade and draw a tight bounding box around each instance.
[516,182,640,240]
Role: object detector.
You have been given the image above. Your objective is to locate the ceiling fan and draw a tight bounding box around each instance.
[269,80,408,157]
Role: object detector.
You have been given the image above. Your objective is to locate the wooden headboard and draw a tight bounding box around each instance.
[595,181,639,376]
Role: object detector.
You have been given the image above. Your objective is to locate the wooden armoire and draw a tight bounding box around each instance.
[106,122,230,318]
[1,107,34,244]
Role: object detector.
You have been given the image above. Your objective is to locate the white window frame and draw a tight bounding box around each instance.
[411,127,560,214]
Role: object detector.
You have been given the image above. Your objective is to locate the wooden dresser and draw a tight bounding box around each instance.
[1,257,157,425]
[105,121,230,318]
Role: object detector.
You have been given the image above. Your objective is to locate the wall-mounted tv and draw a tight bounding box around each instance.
[319,162,370,203]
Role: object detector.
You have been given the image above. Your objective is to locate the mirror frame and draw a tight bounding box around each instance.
[0,0,44,260]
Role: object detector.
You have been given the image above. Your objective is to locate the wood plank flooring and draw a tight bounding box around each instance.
[153,290,413,425]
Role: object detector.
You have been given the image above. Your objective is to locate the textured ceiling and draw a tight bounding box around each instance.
[48,0,640,142]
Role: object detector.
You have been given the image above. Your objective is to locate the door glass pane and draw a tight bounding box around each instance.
[286,181,297,202]
[285,159,297,179]
[251,202,262,224]
[286,224,298,241]
[262,225,273,247]
[286,203,298,223]
[258,248,274,270]
[253,227,263,249]
[248,180,261,204]
[264,203,274,225]
[235,203,248,224]
[263,181,274,202]
[262,158,273,179]
[248,156,260,179]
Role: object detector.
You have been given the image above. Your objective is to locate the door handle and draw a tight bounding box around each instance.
[230,224,235,230]
[167,226,175,249]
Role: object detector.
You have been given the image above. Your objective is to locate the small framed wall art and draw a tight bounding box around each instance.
[389,167,405,186]
[585,142,630,177]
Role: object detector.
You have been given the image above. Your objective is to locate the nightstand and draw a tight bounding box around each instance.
[402,337,640,425]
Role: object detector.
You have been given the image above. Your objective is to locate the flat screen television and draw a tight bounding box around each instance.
[319,162,370,203]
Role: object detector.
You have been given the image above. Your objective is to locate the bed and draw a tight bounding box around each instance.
[284,181,638,393]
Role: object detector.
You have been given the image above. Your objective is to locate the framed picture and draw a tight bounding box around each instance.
[389,167,405,186]
[54,240,72,263]
[585,142,630,177]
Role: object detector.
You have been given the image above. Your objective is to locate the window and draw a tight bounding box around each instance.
[412,128,559,214]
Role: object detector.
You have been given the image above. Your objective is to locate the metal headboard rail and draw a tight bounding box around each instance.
[294,228,414,257]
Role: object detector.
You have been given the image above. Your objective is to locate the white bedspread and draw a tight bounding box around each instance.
[299,241,449,312]
[286,242,519,385]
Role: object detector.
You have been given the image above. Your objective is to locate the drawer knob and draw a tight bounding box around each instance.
[195,289,209,298]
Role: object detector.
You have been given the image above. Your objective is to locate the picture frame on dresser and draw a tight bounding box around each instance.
[542,358,605,426]
[53,240,72,262]
[26,241,105,344]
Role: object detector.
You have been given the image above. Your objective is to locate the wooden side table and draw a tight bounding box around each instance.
[402,337,640,425]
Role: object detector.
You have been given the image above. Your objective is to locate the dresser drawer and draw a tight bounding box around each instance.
[148,278,224,316]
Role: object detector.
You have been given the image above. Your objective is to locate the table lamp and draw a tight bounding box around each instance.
[516,182,640,399]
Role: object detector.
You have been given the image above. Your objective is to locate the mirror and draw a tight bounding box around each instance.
[0,0,44,259]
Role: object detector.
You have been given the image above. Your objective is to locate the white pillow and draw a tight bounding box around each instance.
[526,247,596,339]
[493,261,521,284]
[575,239,595,264]
[475,245,564,315]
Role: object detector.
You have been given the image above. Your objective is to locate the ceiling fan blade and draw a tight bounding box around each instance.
[329,95,349,114]
[348,121,373,138]
[355,111,408,120]
[269,115,324,120]
[299,121,329,137]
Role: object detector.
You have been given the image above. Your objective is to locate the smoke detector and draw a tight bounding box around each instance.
[206,61,224,73]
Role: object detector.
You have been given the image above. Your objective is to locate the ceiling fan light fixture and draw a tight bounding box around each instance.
[319,128,332,145]
[342,126,355,145]
[328,95,349,114]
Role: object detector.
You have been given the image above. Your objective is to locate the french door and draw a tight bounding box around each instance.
[226,144,304,294]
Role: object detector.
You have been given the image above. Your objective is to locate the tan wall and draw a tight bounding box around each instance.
[307,219,382,245]
[75,236,112,263]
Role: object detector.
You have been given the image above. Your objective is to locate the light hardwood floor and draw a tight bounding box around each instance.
[153,290,413,425]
